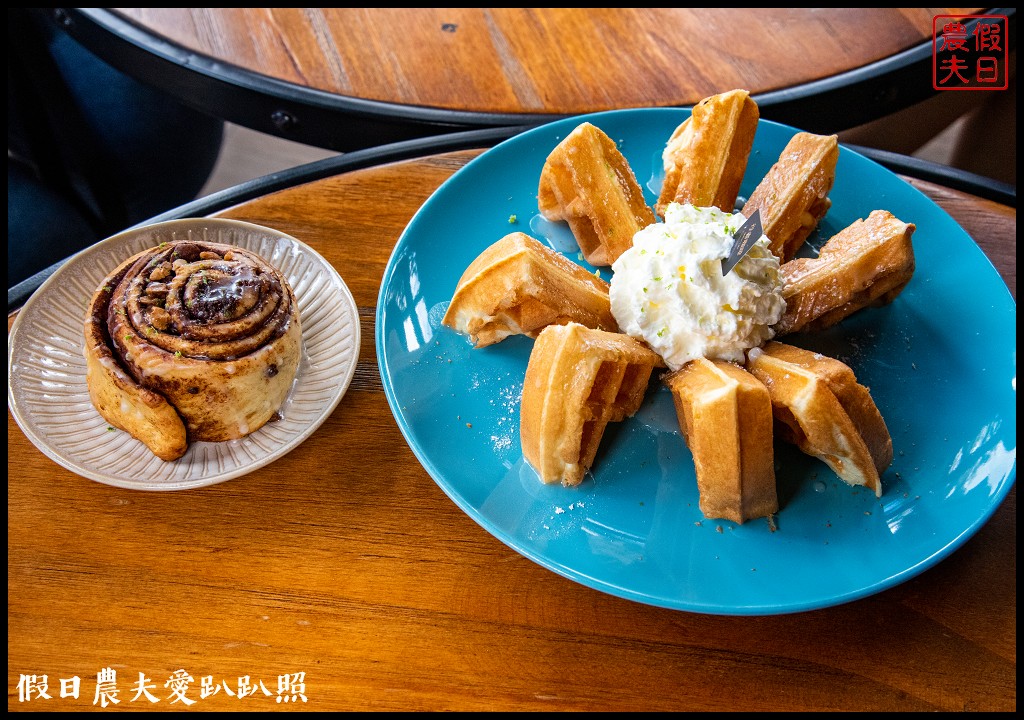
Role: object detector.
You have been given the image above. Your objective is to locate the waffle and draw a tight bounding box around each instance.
[655,89,759,217]
[742,132,839,263]
[665,358,778,524]
[775,210,916,336]
[442,232,618,347]
[538,122,656,267]
[746,341,892,497]
[521,322,664,486]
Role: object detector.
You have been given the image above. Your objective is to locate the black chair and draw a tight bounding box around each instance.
[7,7,225,288]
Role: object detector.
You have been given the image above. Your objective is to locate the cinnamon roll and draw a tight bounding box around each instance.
[84,240,302,460]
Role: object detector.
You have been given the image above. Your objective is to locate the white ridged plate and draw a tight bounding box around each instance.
[8,218,360,491]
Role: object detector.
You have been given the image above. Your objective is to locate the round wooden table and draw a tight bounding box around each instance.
[7,137,1015,711]
[39,7,1002,151]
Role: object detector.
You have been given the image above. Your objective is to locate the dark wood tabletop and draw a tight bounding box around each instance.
[7,141,1016,711]
[45,7,1000,150]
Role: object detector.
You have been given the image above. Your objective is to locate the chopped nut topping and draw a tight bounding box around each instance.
[149,306,171,331]
[149,266,171,282]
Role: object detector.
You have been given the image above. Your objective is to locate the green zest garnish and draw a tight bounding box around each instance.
[508,214,517,224]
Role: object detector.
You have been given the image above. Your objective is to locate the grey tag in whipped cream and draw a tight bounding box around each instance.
[721,209,763,276]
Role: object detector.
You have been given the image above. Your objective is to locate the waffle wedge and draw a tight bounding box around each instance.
[443,232,618,347]
[521,322,664,486]
[665,358,778,524]
[538,122,656,267]
[742,132,839,263]
[775,210,916,336]
[746,341,892,497]
[656,89,759,217]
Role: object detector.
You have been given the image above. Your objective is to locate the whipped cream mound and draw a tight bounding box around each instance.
[609,203,785,371]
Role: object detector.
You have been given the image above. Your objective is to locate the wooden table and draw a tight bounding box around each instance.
[8,141,1015,711]
[45,7,996,151]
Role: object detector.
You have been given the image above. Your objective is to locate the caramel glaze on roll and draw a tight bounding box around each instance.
[84,240,301,460]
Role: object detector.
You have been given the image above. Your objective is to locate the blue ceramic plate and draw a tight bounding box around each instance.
[376,108,1016,615]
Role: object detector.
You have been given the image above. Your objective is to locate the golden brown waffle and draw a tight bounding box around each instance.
[664,358,778,524]
[521,322,664,486]
[538,122,656,267]
[775,210,916,336]
[746,341,892,497]
[742,132,839,263]
[442,232,618,347]
[655,89,759,217]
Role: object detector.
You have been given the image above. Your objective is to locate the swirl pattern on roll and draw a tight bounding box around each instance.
[85,240,302,461]
[108,241,295,361]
